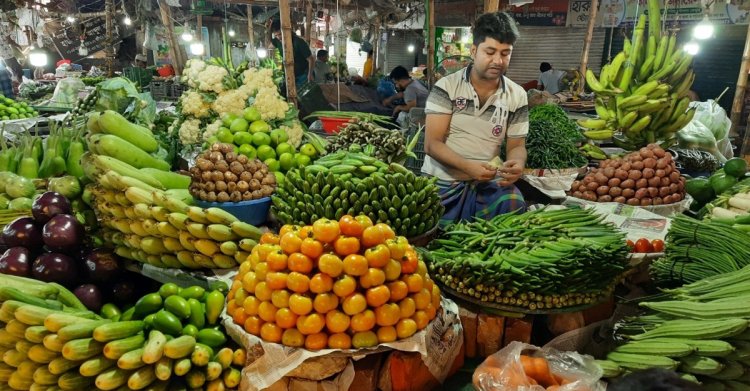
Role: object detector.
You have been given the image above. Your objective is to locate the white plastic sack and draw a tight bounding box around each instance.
[688,100,733,160]
[677,120,726,163]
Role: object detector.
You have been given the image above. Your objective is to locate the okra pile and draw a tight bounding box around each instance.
[651,216,750,286]
[425,208,630,311]
[599,265,750,388]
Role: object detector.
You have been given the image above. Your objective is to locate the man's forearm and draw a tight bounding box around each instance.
[506,143,527,166]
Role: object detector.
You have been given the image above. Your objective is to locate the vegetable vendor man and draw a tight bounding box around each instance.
[422,11,528,224]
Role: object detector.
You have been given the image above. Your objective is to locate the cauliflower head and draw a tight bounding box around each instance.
[183,59,207,88]
[242,68,276,96]
[280,121,305,147]
[196,65,228,94]
[212,89,248,117]
[203,119,224,141]
[180,91,211,118]
[178,118,202,145]
[252,86,289,121]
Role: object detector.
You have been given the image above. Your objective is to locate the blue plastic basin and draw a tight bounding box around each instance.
[194,197,271,226]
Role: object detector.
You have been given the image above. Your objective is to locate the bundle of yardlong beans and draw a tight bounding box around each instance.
[651,215,750,286]
[426,208,630,310]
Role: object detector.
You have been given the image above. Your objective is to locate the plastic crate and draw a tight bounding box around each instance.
[149,81,168,101]
[123,67,153,88]
[170,83,186,99]
[403,123,426,176]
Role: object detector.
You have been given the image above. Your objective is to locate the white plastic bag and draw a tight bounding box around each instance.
[677,120,726,163]
[688,100,733,160]
[51,77,85,107]
[472,341,605,391]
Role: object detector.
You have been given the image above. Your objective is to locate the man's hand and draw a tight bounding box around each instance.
[464,161,498,182]
[265,18,273,28]
[307,73,313,82]
[498,159,524,186]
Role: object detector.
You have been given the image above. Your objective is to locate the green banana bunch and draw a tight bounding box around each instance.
[583,0,696,150]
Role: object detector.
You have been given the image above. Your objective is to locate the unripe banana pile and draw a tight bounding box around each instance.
[582,0,696,150]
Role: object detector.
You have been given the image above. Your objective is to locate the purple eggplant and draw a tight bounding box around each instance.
[32,192,72,224]
[32,252,77,285]
[42,214,84,252]
[82,249,121,283]
[73,284,103,312]
[0,247,32,277]
[2,217,43,248]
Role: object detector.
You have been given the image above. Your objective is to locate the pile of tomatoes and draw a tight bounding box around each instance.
[227,215,441,350]
[627,238,665,253]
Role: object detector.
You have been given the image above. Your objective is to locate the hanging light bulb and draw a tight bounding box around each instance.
[190,42,205,55]
[684,41,700,55]
[66,15,75,23]
[29,47,48,67]
[123,15,132,25]
[78,44,88,56]
[257,47,268,58]
[693,15,714,40]
[228,29,235,37]
[181,28,194,42]
[407,44,415,53]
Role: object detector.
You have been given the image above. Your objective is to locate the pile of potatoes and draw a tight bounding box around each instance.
[569,144,685,206]
[189,143,276,202]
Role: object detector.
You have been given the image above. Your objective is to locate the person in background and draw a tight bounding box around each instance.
[537,62,565,95]
[422,11,528,224]
[0,14,22,86]
[384,65,429,126]
[267,18,314,88]
[134,54,148,68]
[362,49,374,79]
[0,60,15,98]
[313,49,331,83]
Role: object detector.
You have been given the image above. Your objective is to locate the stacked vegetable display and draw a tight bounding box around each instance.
[323,118,416,164]
[426,208,629,312]
[0,96,39,120]
[82,111,264,269]
[686,158,749,215]
[519,104,588,169]
[597,266,750,389]
[188,143,276,202]
[0,121,86,181]
[581,0,695,149]
[568,143,685,206]
[227,216,441,349]
[0,274,246,390]
[271,146,444,237]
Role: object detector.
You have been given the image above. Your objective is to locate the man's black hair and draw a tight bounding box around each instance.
[608,369,703,391]
[271,19,281,32]
[389,66,410,81]
[473,12,520,46]
[367,49,374,56]
[317,50,328,60]
[540,62,552,72]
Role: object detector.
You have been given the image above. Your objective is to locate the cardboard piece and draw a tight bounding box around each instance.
[477,314,504,357]
[547,312,586,337]
[348,353,384,391]
[502,317,533,347]
[458,307,478,358]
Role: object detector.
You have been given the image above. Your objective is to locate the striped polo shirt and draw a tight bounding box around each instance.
[421,65,529,181]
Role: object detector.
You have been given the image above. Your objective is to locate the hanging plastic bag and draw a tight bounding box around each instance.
[472,341,605,391]
[677,120,726,163]
[689,99,733,160]
[50,77,85,107]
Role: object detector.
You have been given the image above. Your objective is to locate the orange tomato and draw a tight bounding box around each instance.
[413,288,432,310]
[312,219,341,243]
[396,318,417,339]
[266,250,288,271]
[342,293,367,315]
[288,252,313,274]
[318,253,344,278]
[375,303,401,327]
[305,332,329,350]
[312,292,339,314]
[364,244,391,268]
[248,251,261,269]
[417,260,428,277]
[297,225,314,240]
[343,254,368,276]
[243,296,261,316]
[241,271,258,293]
[256,244,275,262]
[423,278,434,295]
[254,262,269,281]
[431,284,441,309]
[279,224,300,237]
[387,281,409,302]
[271,289,291,309]
[260,232,280,245]
[377,326,398,343]
[333,275,357,298]
[400,249,419,274]
[404,274,424,293]
[325,310,351,333]
[386,237,409,260]
[275,308,299,329]
[254,281,272,301]
[279,232,302,254]
[296,313,325,335]
[289,293,313,316]
[243,315,264,335]
[359,268,386,289]
[361,226,386,248]
[375,223,396,240]
[309,273,334,293]
[352,331,378,348]
[300,238,324,259]
[350,309,376,332]
[260,322,282,342]
[412,310,430,330]
[365,285,391,308]
[258,301,278,323]
[328,333,352,349]
[281,328,305,347]
[339,215,364,237]
[425,303,437,321]
[239,260,252,275]
[384,259,402,281]
[234,289,247,307]
[286,272,311,294]
[355,215,374,230]
[232,307,248,325]
[398,297,416,319]
[266,272,288,290]
[227,290,236,304]
[334,236,360,256]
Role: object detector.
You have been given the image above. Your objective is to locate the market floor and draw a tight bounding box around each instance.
[438,358,482,391]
